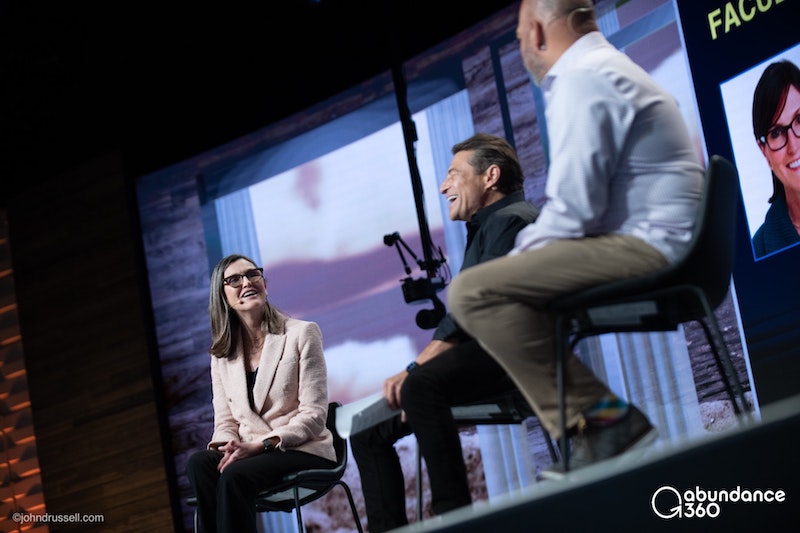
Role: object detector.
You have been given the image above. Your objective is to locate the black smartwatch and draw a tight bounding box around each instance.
[406,361,418,373]
[262,438,276,453]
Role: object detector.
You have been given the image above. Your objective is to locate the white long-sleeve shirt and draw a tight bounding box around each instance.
[512,32,704,264]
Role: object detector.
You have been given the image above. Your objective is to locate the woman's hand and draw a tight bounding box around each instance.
[216,439,264,472]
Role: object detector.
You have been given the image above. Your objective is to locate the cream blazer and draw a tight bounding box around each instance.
[208,318,335,462]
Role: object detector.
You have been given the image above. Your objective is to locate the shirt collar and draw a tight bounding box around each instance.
[467,190,526,230]
[541,31,607,98]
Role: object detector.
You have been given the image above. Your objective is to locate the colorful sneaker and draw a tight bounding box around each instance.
[542,405,657,480]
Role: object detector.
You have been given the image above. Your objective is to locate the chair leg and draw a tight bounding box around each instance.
[697,320,740,412]
[555,315,570,472]
[696,305,749,420]
[543,429,560,464]
[336,481,365,533]
[293,486,304,533]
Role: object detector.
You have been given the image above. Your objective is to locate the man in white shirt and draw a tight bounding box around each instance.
[449,0,704,476]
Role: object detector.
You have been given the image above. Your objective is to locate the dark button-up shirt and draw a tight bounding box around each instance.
[433,191,539,341]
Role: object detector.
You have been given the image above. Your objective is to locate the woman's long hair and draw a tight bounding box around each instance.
[208,253,286,358]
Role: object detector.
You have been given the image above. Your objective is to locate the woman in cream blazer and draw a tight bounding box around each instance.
[187,254,335,533]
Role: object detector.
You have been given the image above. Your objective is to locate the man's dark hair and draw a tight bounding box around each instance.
[451,133,525,194]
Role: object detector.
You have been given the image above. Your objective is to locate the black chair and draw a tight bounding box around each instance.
[189,401,363,533]
[254,401,363,532]
[414,386,559,520]
[547,155,749,472]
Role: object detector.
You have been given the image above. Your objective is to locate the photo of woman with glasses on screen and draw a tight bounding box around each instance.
[752,59,800,258]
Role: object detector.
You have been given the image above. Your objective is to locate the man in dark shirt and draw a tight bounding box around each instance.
[351,133,539,532]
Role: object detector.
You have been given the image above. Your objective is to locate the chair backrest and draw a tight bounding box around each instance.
[255,401,364,532]
[327,401,348,474]
[669,155,740,309]
[257,401,346,506]
[548,155,741,323]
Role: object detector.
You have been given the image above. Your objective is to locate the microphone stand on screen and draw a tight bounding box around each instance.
[383,231,448,330]
[383,54,449,330]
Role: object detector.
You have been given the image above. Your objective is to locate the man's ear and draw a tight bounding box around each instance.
[533,17,546,51]
[485,164,501,190]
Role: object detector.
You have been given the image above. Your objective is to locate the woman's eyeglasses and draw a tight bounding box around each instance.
[223,268,264,288]
[759,113,800,151]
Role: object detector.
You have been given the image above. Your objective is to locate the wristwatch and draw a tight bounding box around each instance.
[406,361,418,373]
[262,438,276,453]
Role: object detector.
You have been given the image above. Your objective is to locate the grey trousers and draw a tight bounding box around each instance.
[448,234,668,439]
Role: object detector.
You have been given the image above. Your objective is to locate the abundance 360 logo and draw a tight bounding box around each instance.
[651,485,786,519]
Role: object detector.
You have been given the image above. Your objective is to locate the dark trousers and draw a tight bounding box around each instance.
[186,448,335,533]
[350,339,518,532]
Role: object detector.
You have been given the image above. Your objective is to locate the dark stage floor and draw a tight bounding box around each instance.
[393,395,800,533]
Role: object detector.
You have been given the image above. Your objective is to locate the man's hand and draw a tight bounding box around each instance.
[383,339,460,411]
[383,370,408,411]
